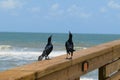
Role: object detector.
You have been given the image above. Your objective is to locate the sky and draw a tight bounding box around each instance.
[0,0,120,34]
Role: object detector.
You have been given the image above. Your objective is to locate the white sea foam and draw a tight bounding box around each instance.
[0,51,66,56]
[75,47,87,50]
[0,45,13,51]
[0,51,66,60]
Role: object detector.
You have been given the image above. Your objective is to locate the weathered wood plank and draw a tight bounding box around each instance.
[105,59,120,77]
[38,63,81,80]
[113,48,120,59]
[106,71,120,80]
[0,70,35,80]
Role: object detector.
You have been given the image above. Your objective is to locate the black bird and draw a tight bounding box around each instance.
[38,35,53,61]
[65,32,75,59]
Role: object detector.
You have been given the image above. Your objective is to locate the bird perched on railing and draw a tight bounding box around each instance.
[38,35,53,61]
[65,32,75,59]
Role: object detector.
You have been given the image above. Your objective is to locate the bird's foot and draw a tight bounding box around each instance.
[45,57,51,60]
[38,56,43,61]
[45,57,47,60]
[69,57,72,59]
[66,57,72,60]
[66,57,69,59]
[46,58,51,60]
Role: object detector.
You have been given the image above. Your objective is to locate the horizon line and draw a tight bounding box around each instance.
[0,31,120,35]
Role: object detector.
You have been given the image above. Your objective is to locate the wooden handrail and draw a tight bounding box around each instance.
[0,40,120,80]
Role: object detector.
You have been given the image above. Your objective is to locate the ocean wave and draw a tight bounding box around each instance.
[0,44,88,52]
[0,47,88,60]
[0,45,13,51]
[0,51,66,60]
[75,47,87,50]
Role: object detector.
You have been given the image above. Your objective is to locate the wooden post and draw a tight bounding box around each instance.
[99,66,106,80]
[74,77,80,80]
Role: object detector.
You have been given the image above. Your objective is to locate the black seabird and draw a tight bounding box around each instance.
[65,32,75,59]
[38,35,53,61]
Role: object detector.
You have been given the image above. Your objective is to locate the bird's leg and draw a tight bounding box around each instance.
[69,56,72,59]
[47,56,49,59]
[45,56,50,60]
[70,53,73,59]
[66,53,69,59]
[70,56,72,59]
[47,56,51,60]
[45,57,47,60]
[45,55,48,60]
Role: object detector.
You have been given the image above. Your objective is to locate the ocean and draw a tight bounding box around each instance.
[0,32,120,80]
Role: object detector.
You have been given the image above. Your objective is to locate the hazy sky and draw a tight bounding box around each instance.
[0,0,120,34]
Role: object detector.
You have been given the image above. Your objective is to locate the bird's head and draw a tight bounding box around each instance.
[48,35,52,43]
[69,31,72,38]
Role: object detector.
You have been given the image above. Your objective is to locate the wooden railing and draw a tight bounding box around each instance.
[0,40,120,80]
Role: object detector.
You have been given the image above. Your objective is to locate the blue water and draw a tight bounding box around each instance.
[0,32,119,51]
[0,32,120,80]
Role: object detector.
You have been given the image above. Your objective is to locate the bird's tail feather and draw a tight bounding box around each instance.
[38,55,43,61]
[73,49,75,52]
[70,49,75,52]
